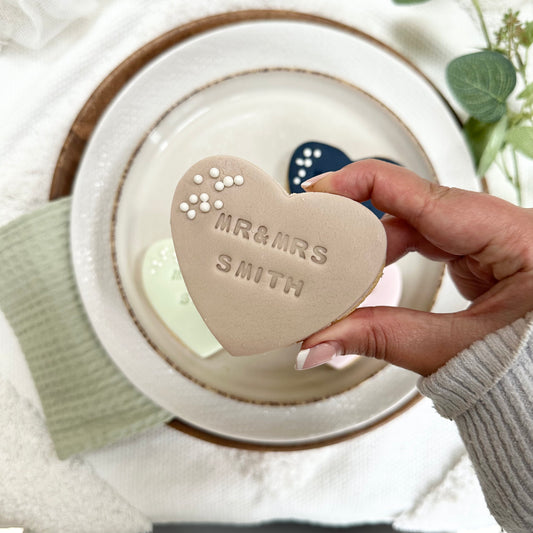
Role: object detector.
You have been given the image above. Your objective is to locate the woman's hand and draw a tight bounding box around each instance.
[297,160,533,376]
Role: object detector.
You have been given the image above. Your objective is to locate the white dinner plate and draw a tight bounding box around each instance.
[71,17,478,446]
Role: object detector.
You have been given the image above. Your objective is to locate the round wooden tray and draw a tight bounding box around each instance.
[50,10,430,451]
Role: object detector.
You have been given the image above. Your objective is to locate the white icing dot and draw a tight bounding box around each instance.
[189,194,199,204]
[179,293,190,304]
[298,168,306,178]
[304,158,312,167]
[293,177,301,185]
[214,200,223,209]
[209,167,220,178]
[214,181,224,191]
[199,202,211,212]
[295,158,304,166]
[303,148,312,157]
[187,209,196,220]
[313,149,322,158]
[234,175,244,186]
[223,175,234,187]
[200,193,209,202]
[193,174,203,184]
[179,202,189,212]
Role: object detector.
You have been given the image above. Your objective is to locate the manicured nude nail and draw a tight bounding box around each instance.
[301,172,332,190]
[295,342,343,370]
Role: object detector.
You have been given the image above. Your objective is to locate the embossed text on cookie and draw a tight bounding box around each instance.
[213,212,328,264]
[215,254,304,297]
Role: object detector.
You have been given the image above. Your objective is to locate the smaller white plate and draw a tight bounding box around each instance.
[114,68,442,405]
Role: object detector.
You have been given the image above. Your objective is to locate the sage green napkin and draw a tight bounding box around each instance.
[0,198,172,459]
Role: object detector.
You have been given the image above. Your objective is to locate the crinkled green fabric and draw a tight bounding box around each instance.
[0,198,172,459]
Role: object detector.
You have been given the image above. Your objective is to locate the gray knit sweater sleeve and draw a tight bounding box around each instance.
[418,312,533,533]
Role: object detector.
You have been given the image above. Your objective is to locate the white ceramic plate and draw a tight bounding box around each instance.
[71,18,478,445]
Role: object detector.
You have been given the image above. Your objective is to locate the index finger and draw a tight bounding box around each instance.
[303,159,519,258]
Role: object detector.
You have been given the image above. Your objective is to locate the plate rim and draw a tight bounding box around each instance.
[50,9,466,199]
[53,9,471,450]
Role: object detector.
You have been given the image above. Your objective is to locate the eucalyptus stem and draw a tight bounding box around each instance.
[524,47,530,86]
[511,148,523,205]
[497,152,514,185]
[497,149,524,205]
[512,40,528,84]
[471,0,492,49]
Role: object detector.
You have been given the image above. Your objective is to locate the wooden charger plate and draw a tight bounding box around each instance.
[49,9,455,451]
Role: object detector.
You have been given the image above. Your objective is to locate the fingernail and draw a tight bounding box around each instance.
[295,342,343,370]
[301,172,332,190]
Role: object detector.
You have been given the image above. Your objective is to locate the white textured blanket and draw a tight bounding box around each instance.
[3,0,531,531]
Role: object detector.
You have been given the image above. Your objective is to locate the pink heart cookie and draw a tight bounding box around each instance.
[327,263,402,369]
[170,155,387,356]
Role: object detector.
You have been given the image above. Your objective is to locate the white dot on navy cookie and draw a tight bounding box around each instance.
[288,141,349,194]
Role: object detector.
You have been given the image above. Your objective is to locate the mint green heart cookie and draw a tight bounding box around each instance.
[141,239,221,357]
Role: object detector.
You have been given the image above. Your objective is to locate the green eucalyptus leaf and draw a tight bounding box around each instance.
[446,51,516,123]
[521,21,533,46]
[506,126,533,158]
[392,0,431,3]
[478,115,508,176]
[518,82,533,101]
[463,117,498,167]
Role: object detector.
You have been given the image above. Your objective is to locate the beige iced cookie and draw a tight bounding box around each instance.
[170,155,386,356]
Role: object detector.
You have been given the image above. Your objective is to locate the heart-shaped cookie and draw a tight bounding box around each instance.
[327,263,402,370]
[288,140,401,218]
[170,155,386,356]
[141,239,222,357]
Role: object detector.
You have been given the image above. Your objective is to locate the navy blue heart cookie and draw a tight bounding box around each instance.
[288,141,400,219]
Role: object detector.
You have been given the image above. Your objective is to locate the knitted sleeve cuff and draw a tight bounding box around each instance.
[417,312,533,420]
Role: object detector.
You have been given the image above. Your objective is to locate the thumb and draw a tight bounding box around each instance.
[296,307,499,376]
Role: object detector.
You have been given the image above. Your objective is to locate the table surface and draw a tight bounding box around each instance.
[153,523,395,533]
